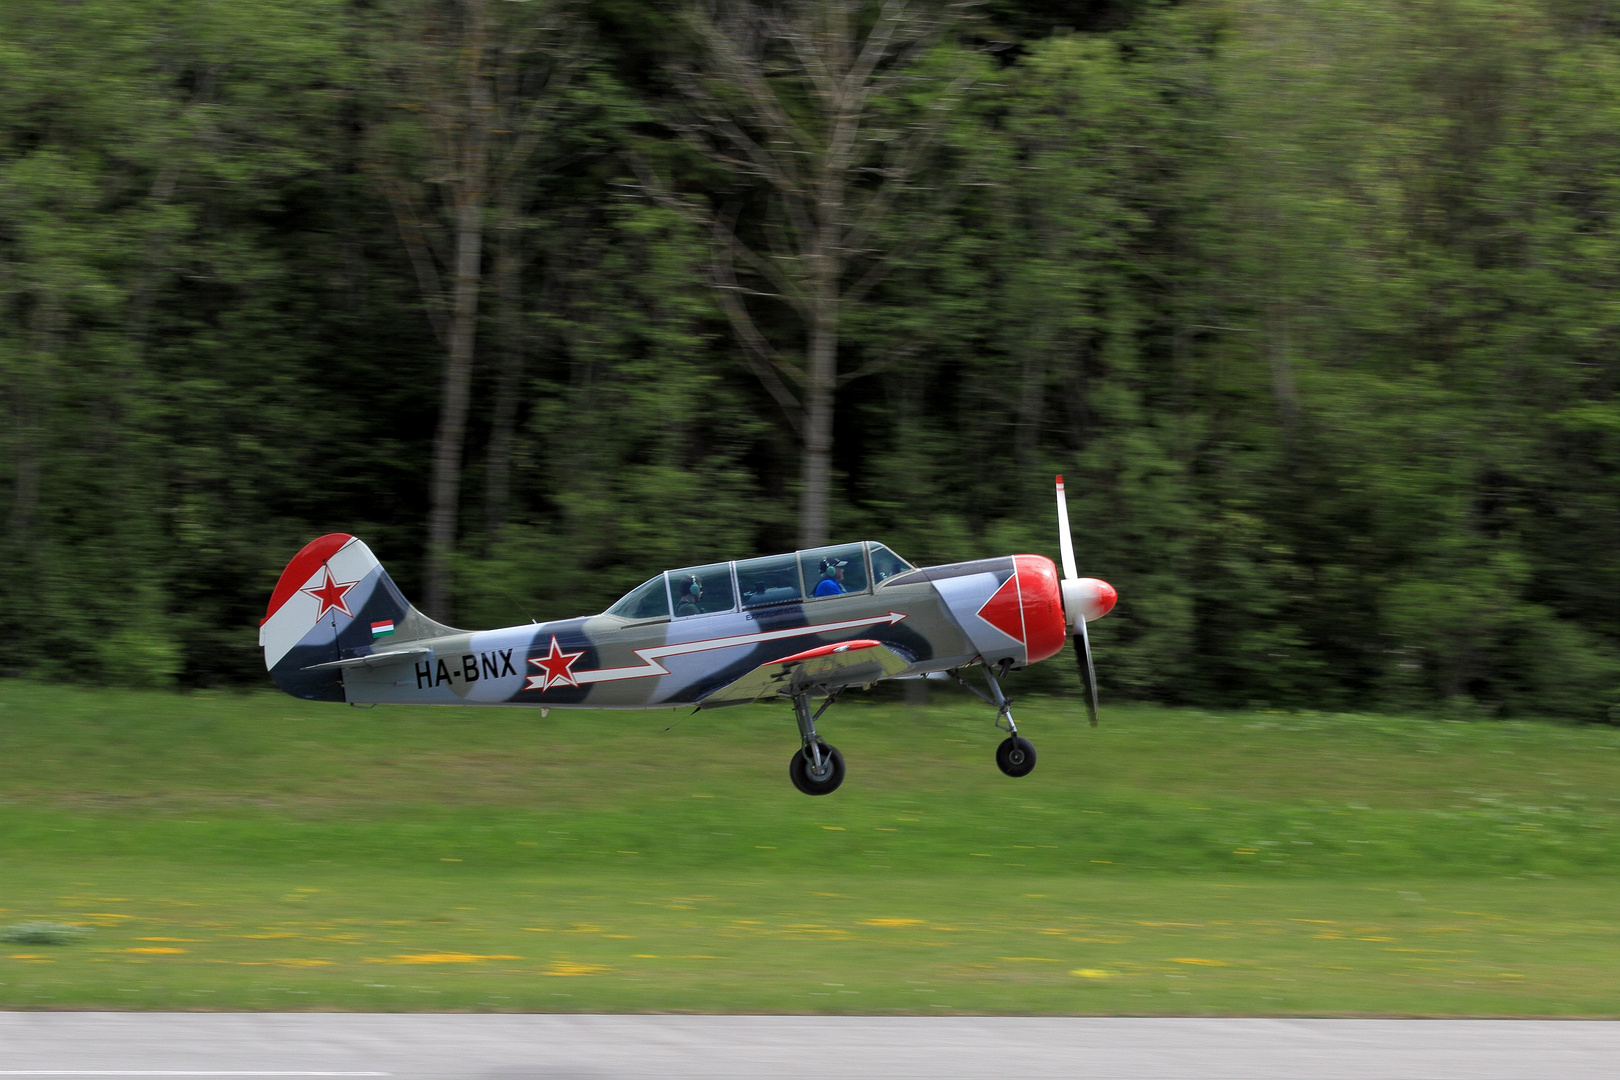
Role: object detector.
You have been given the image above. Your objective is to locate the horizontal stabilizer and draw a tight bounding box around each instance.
[700,638,912,707]
[301,647,432,673]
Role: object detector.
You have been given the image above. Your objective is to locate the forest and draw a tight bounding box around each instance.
[2,0,1618,720]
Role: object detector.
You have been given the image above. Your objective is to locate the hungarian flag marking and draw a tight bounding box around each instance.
[371,620,395,638]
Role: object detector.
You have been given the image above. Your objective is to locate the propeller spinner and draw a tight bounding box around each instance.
[1054,474,1117,725]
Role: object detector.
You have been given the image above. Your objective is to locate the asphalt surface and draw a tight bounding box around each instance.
[1,1014,1618,1079]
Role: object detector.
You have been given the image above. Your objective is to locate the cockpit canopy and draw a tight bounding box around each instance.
[605,542,916,621]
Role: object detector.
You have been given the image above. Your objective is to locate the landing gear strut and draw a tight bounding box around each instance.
[952,662,1037,778]
[788,692,845,796]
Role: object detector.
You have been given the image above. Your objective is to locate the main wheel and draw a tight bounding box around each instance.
[996,736,1037,777]
[789,741,846,796]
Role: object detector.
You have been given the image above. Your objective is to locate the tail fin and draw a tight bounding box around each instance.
[259,534,453,701]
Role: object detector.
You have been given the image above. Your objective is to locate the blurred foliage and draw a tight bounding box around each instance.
[1,0,1618,720]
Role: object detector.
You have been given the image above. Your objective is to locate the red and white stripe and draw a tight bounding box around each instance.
[258,534,381,669]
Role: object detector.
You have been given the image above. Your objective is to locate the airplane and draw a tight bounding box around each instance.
[260,475,1117,795]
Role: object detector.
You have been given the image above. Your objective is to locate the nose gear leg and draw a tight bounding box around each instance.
[982,662,1019,738]
[947,663,1019,735]
[949,662,1037,778]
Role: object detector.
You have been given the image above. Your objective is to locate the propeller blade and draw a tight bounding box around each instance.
[1055,474,1078,581]
[1057,473,1105,724]
[1073,617,1099,726]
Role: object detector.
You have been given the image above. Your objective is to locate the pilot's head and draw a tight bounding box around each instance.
[684,575,703,598]
[819,557,846,580]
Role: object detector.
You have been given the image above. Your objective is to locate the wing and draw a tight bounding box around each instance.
[699,639,912,707]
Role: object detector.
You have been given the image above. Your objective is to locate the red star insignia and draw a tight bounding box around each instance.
[529,635,586,690]
[300,568,358,620]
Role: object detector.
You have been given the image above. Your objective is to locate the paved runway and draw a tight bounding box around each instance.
[2,1013,1618,1079]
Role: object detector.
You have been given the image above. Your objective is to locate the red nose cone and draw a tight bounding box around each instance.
[1097,580,1117,618]
[1013,555,1069,664]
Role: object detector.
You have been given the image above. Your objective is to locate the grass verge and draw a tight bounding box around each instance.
[1,681,1618,1014]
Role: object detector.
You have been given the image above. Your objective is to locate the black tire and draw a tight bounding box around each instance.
[789,742,846,796]
[996,736,1037,778]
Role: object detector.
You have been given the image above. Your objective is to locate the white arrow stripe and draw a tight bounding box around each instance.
[524,611,907,690]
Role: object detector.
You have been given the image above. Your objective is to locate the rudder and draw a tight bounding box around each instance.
[259,534,449,701]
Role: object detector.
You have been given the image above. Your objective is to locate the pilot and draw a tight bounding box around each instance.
[675,575,703,616]
[813,557,847,597]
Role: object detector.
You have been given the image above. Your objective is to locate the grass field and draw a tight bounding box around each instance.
[2,680,1619,1015]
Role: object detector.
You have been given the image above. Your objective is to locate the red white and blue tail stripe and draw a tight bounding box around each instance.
[259,534,417,701]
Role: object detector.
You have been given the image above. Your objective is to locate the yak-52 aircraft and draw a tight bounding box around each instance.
[261,477,1117,795]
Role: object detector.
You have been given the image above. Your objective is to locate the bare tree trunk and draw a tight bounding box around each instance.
[5,355,41,545]
[800,289,837,549]
[5,310,55,665]
[484,189,524,547]
[370,0,577,614]
[1065,337,1091,451]
[424,22,491,622]
[1017,207,1055,473]
[1266,296,1298,425]
[662,0,970,549]
[7,296,67,548]
[1016,350,1045,474]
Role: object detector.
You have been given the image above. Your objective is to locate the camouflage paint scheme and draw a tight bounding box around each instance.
[260,535,1071,710]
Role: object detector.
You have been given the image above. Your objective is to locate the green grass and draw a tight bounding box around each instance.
[1,681,1619,1014]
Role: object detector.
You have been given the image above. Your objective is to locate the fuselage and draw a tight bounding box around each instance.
[347,553,1065,709]
[265,537,1068,708]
